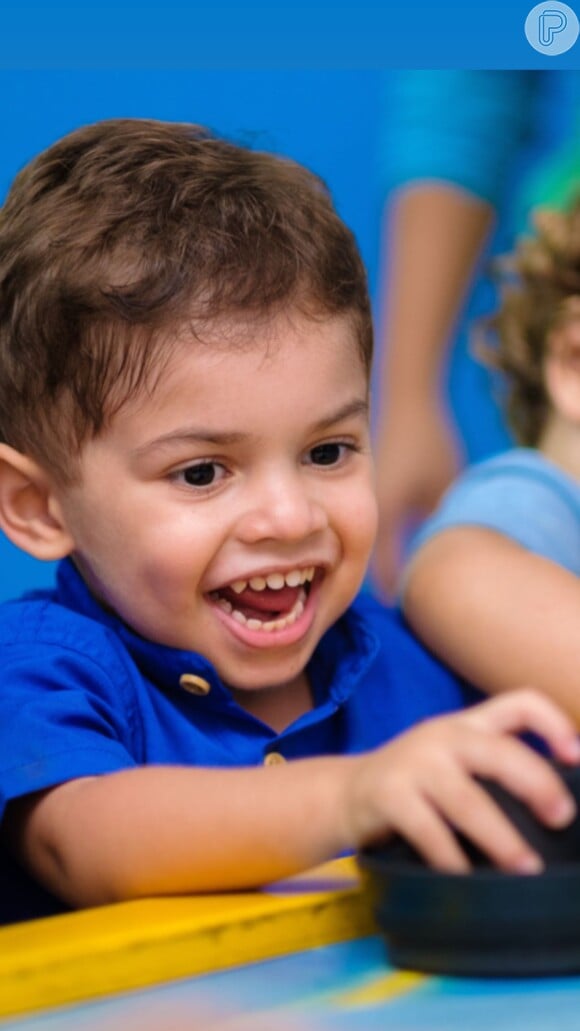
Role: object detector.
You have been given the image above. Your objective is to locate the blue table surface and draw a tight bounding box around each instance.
[4,935,580,1031]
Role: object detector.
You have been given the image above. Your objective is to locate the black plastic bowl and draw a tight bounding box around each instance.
[358,763,580,977]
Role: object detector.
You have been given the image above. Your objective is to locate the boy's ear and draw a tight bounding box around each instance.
[0,444,75,560]
[544,317,580,424]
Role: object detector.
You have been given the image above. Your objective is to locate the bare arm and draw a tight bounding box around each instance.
[6,689,580,908]
[7,758,357,907]
[403,527,580,726]
[373,185,495,595]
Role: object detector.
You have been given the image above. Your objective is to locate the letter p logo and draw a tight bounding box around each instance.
[539,8,567,43]
[525,1,579,53]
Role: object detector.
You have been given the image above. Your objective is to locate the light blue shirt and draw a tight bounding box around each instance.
[415,448,580,576]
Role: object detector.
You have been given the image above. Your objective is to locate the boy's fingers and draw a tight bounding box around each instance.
[452,730,578,829]
[466,689,580,763]
[385,793,472,874]
[428,773,543,874]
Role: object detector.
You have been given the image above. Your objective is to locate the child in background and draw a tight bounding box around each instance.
[0,120,576,923]
[403,197,580,726]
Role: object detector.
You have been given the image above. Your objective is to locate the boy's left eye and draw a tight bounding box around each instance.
[308,442,348,466]
[174,461,226,488]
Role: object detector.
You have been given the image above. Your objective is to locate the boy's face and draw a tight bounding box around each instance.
[55,312,377,708]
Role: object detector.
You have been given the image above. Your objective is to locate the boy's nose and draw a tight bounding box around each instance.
[236,477,328,544]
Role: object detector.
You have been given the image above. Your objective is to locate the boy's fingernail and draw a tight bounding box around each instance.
[566,738,580,762]
[516,853,543,875]
[551,795,577,827]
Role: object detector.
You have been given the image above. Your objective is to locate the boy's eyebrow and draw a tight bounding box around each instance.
[134,398,369,456]
[312,398,369,432]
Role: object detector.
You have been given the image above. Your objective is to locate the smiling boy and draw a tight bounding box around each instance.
[0,119,577,922]
[61,313,376,731]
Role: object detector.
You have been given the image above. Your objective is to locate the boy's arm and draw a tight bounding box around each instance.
[6,689,580,906]
[7,759,356,906]
[403,526,580,726]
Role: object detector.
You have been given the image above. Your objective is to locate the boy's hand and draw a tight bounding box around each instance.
[345,689,580,874]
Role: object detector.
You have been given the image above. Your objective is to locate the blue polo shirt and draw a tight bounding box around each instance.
[0,559,478,923]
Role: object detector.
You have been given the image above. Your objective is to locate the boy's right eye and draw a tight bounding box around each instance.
[172,461,226,489]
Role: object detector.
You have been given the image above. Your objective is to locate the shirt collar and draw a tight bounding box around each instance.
[55,558,380,710]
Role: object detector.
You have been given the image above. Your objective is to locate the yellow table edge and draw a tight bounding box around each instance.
[0,858,376,1020]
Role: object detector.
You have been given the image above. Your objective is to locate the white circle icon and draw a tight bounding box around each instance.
[525,2,580,54]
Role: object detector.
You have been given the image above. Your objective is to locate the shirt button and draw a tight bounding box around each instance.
[264,752,286,766]
[179,673,211,696]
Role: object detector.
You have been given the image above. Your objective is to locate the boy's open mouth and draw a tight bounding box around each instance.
[208,567,317,632]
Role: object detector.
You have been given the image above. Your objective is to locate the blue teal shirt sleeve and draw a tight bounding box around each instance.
[0,618,139,820]
[414,450,580,576]
[380,71,540,205]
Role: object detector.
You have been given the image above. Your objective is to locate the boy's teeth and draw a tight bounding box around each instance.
[265,572,285,589]
[247,618,265,630]
[249,576,267,591]
[228,567,316,594]
[221,589,306,632]
[284,570,302,587]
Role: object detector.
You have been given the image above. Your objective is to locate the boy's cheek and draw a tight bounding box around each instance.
[343,488,379,565]
[355,482,379,543]
[362,505,379,557]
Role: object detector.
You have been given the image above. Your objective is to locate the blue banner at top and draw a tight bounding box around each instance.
[1,0,579,69]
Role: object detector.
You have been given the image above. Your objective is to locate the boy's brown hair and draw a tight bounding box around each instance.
[484,195,580,446]
[0,118,372,484]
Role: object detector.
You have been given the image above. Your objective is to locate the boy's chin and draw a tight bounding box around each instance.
[224,664,314,729]
[223,664,309,695]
